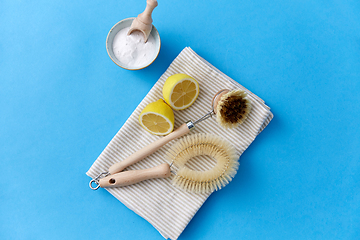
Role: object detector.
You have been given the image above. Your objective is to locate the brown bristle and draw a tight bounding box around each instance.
[215,89,251,128]
[220,96,248,124]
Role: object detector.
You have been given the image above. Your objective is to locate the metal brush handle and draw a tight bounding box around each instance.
[193,110,214,125]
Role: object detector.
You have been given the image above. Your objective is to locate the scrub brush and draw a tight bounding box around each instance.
[214,89,251,129]
[165,133,239,193]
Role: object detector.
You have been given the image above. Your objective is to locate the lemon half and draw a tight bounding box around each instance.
[139,99,175,136]
[162,73,199,111]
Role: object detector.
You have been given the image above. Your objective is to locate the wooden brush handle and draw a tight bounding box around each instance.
[99,163,171,188]
[108,123,190,174]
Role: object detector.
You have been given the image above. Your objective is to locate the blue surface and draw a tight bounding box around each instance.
[1,0,359,239]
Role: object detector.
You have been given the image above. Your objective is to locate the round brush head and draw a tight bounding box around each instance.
[214,89,251,129]
[165,133,239,194]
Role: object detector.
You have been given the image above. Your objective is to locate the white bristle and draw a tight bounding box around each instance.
[165,133,240,194]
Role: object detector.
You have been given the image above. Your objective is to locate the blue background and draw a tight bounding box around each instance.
[1,0,359,239]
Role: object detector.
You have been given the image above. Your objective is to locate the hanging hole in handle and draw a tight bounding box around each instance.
[89,179,100,190]
[109,178,116,184]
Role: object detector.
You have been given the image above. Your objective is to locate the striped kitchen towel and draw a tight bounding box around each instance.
[86,47,273,240]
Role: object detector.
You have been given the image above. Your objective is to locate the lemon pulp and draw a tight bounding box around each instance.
[139,99,174,135]
[163,74,199,110]
[141,113,171,134]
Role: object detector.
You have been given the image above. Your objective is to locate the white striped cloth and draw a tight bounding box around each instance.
[86,47,273,240]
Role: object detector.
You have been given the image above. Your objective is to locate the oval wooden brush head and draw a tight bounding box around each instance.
[212,89,251,128]
[165,133,239,194]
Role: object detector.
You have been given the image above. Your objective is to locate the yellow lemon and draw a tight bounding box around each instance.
[139,99,175,135]
[162,73,199,110]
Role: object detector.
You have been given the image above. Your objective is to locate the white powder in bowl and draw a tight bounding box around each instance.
[112,27,157,68]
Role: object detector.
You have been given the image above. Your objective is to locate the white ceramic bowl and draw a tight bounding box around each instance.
[106,17,161,70]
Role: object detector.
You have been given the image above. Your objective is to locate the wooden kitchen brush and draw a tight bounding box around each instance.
[165,133,239,194]
[214,89,251,129]
[94,133,239,194]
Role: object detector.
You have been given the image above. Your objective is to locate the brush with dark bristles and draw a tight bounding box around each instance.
[90,89,251,190]
[213,89,251,129]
